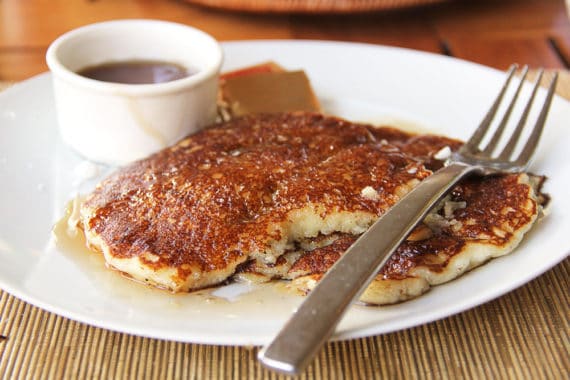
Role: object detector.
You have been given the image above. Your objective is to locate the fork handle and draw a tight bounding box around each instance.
[258,162,480,375]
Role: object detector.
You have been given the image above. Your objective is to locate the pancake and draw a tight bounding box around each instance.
[78,112,546,301]
[239,173,545,305]
[80,112,437,291]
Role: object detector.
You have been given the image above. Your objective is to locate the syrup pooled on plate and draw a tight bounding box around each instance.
[52,200,301,320]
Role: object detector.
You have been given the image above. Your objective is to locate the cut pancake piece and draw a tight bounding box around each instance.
[233,233,347,283]
[273,173,546,305]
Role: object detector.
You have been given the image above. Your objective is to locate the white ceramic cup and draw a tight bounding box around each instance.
[46,19,223,165]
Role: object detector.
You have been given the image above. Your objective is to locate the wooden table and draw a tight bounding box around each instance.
[0,0,569,379]
[1,0,570,81]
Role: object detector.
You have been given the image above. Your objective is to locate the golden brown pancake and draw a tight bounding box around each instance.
[79,112,546,302]
[80,112,440,291]
[240,173,545,305]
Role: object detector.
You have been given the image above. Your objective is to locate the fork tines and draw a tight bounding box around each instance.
[464,64,558,166]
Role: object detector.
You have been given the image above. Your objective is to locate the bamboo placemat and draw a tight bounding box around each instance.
[0,71,569,379]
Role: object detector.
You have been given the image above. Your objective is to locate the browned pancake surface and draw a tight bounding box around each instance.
[286,174,540,277]
[81,112,451,290]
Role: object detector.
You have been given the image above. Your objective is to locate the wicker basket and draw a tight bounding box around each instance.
[184,0,448,14]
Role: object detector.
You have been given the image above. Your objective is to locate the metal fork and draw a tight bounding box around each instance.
[258,65,558,375]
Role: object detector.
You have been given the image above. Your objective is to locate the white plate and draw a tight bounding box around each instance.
[0,41,568,345]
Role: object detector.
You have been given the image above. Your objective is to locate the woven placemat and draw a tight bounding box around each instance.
[183,0,447,14]
[0,71,569,379]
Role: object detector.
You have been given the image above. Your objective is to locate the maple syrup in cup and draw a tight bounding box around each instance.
[46,20,223,165]
[77,60,192,84]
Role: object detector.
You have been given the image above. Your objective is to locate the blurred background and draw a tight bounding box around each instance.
[1,2,569,379]
[1,0,570,81]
